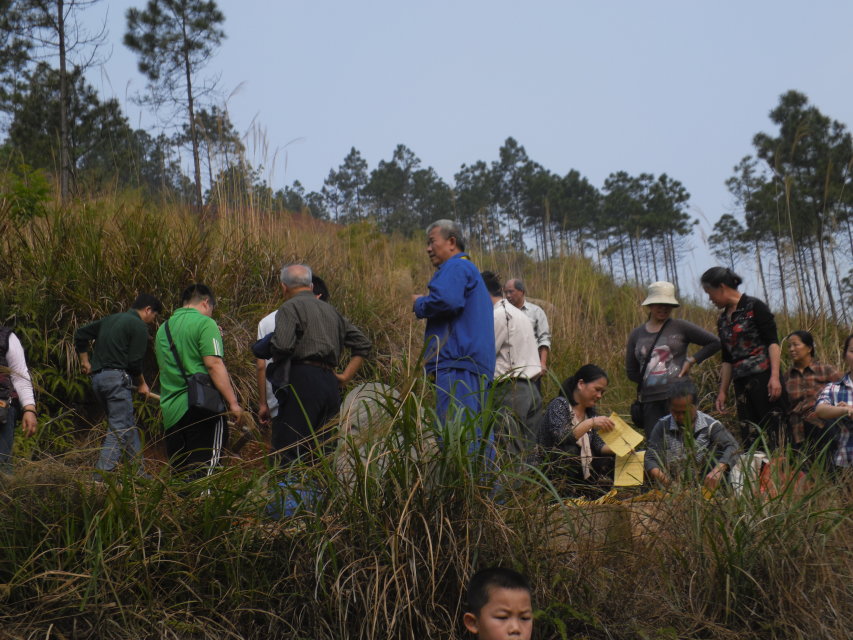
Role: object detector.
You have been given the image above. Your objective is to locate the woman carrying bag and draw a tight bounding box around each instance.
[626,281,720,432]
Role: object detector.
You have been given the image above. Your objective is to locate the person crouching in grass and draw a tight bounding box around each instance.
[645,379,739,491]
[463,567,533,640]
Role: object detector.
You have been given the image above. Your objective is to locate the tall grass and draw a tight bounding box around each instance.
[0,191,850,638]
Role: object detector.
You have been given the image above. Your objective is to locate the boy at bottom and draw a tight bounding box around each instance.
[463,567,533,640]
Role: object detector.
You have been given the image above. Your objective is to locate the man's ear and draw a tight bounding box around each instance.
[280,282,287,296]
[463,612,479,635]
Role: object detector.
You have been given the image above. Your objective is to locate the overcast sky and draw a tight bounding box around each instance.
[85,0,853,294]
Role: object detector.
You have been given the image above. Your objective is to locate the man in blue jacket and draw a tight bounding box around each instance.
[413,219,495,426]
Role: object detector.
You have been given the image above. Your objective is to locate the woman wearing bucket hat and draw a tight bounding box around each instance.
[626,281,721,432]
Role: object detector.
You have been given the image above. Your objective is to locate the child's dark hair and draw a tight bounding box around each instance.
[700,266,743,290]
[466,567,531,615]
[560,364,608,406]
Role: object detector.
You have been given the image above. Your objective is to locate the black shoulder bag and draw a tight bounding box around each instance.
[164,320,225,415]
[630,319,669,430]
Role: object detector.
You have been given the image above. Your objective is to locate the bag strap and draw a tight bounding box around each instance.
[637,318,670,396]
[163,320,190,382]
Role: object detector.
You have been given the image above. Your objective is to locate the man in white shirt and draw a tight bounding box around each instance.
[0,327,38,471]
[482,271,542,455]
[504,278,551,380]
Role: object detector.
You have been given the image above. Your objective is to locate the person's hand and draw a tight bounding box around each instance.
[650,468,670,487]
[334,372,349,387]
[704,465,725,491]
[678,360,693,377]
[715,391,727,413]
[768,376,782,401]
[137,381,150,398]
[258,402,271,426]
[590,416,614,433]
[228,403,247,427]
[837,402,853,419]
[80,360,91,375]
[21,409,36,437]
[411,294,423,305]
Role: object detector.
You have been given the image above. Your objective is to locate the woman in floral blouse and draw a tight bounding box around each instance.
[701,267,783,449]
[536,364,615,496]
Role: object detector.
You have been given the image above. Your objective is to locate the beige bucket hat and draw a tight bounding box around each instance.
[642,281,680,307]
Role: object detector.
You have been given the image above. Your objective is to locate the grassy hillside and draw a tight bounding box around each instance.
[0,193,850,639]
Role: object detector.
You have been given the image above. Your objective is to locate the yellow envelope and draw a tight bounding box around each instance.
[599,412,644,457]
[614,450,645,487]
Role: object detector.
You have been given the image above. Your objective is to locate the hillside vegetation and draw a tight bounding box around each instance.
[0,193,850,639]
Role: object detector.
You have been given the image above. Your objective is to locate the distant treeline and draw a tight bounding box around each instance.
[1,1,851,317]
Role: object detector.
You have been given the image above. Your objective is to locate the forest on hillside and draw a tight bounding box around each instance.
[2,1,853,320]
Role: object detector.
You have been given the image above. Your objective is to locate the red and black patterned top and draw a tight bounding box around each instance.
[717,294,778,380]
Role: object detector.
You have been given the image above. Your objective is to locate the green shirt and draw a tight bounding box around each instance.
[74,309,149,376]
[154,307,224,430]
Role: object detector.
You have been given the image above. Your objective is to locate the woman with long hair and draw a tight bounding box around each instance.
[701,267,782,448]
[626,281,720,432]
[536,364,615,495]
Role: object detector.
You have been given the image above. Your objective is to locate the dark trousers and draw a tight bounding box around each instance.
[734,371,783,450]
[493,377,542,457]
[165,407,227,478]
[272,364,340,466]
[641,399,670,435]
[0,403,17,470]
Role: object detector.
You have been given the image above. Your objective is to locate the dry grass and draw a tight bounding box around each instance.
[0,191,850,639]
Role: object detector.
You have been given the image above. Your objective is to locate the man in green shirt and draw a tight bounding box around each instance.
[75,293,162,478]
[155,284,245,476]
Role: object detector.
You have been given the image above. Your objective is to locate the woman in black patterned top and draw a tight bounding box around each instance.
[701,267,783,448]
[536,364,615,496]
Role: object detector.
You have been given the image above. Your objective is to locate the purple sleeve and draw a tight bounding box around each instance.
[680,320,721,364]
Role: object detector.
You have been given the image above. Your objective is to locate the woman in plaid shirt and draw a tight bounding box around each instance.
[814,334,853,472]
[784,331,841,461]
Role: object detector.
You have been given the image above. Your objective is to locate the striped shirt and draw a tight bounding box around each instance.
[271,291,371,367]
[815,373,853,468]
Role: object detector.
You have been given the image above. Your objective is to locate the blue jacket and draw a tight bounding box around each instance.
[413,253,495,378]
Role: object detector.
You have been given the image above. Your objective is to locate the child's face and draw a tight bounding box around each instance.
[463,587,533,640]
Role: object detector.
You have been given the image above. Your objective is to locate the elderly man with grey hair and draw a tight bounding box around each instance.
[270,263,371,465]
[503,278,551,377]
[412,220,495,427]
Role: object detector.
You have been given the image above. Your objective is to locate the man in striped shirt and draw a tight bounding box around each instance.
[270,264,371,465]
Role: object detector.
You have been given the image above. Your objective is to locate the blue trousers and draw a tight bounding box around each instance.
[434,368,494,460]
[91,370,142,474]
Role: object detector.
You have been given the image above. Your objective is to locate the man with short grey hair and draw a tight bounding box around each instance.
[504,278,551,377]
[280,263,313,288]
[270,264,371,465]
[413,220,494,426]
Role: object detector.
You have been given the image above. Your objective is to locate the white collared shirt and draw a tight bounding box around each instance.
[519,300,551,349]
[493,300,542,380]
